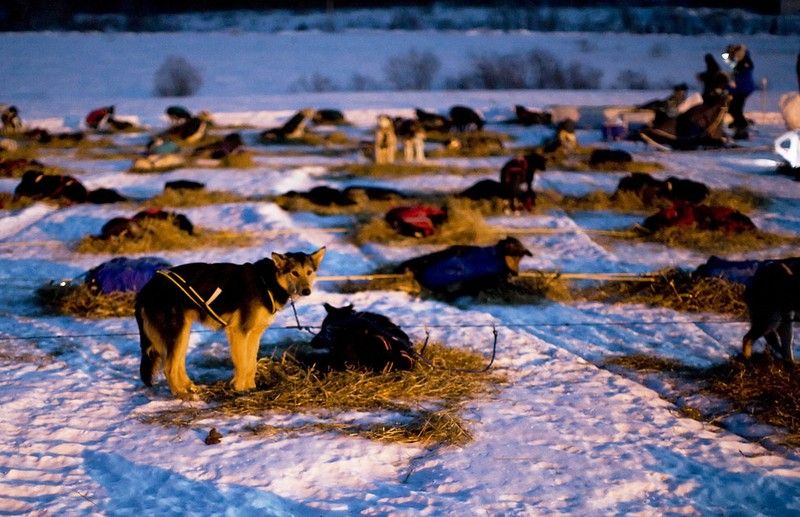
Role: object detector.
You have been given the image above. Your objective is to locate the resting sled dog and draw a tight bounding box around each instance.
[135,247,325,398]
[742,260,800,363]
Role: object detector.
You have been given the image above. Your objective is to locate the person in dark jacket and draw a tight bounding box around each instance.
[697,54,730,103]
[723,44,756,140]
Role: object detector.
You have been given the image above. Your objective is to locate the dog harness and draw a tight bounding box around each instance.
[156,269,229,326]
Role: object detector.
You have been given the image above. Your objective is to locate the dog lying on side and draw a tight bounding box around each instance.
[742,260,800,363]
[309,303,416,371]
[135,247,325,398]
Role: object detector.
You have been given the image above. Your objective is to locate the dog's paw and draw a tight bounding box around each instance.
[229,378,256,392]
[173,383,201,400]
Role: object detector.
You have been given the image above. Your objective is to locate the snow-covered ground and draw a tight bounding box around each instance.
[2,30,800,515]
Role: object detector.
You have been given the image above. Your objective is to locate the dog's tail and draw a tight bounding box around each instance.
[136,306,160,386]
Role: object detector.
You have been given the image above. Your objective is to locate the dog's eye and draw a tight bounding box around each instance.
[307,270,312,275]
[291,271,300,277]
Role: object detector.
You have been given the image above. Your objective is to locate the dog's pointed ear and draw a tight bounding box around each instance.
[271,252,286,270]
[323,302,335,314]
[310,247,326,269]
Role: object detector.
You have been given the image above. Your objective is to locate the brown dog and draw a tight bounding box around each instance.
[135,248,325,398]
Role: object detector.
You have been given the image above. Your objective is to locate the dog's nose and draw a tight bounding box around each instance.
[301,288,311,296]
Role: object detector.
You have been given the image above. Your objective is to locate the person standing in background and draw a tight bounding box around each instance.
[723,43,755,140]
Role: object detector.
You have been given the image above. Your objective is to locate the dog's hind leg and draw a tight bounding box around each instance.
[136,307,160,387]
[765,331,783,358]
[147,310,195,398]
[742,311,781,359]
[777,317,795,363]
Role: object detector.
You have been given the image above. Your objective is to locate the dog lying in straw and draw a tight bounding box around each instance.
[135,247,325,398]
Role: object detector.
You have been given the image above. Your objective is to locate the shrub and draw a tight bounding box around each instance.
[388,10,422,30]
[446,48,602,90]
[577,38,597,53]
[562,61,603,89]
[153,56,202,97]
[614,69,651,90]
[384,49,440,90]
[525,48,567,88]
[349,73,382,91]
[648,42,671,58]
[288,73,339,93]
[470,53,528,89]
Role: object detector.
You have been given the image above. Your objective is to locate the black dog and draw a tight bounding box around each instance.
[165,180,206,191]
[15,170,126,205]
[100,209,194,240]
[309,303,416,371]
[588,149,633,167]
[449,105,485,132]
[616,173,710,205]
[514,105,552,126]
[459,179,507,200]
[500,152,546,211]
[742,260,800,363]
[415,108,450,132]
[15,170,88,203]
[312,109,346,125]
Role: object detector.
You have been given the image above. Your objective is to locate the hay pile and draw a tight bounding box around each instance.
[141,342,505,446]
[557,188,766,215]
[0,193,36,210]
[36,282,136,318]
[218,151,255,168]
[427,132,513,158]
[76,219,255,254]
[581,268,747,317]
[147,188,247,207]
[637,227,800,254]
[353,201,497,246]
[74,147,141,161]
[606,353,800,446]
[0,157,61,178]
[274,189,408,216]
[29,135,115,150]
[270,131,355,147]
[556,159,664,174]
[469,273,573,305]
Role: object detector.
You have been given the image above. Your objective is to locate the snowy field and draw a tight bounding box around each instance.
[2,30,800,514]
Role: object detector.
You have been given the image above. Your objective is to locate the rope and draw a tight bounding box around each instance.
[316,271,659,283]
[289,298,316,335]
[0,318,747,342]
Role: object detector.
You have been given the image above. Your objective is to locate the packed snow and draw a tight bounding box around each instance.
[1,30,800,515]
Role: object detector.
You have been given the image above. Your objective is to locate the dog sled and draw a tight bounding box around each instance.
[637,95,730,151]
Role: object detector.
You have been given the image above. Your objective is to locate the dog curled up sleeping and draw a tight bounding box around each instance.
[135,247,325,398]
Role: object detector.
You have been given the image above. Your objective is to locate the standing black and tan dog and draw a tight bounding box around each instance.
[742,259,800,363]
[135,247,325,398]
